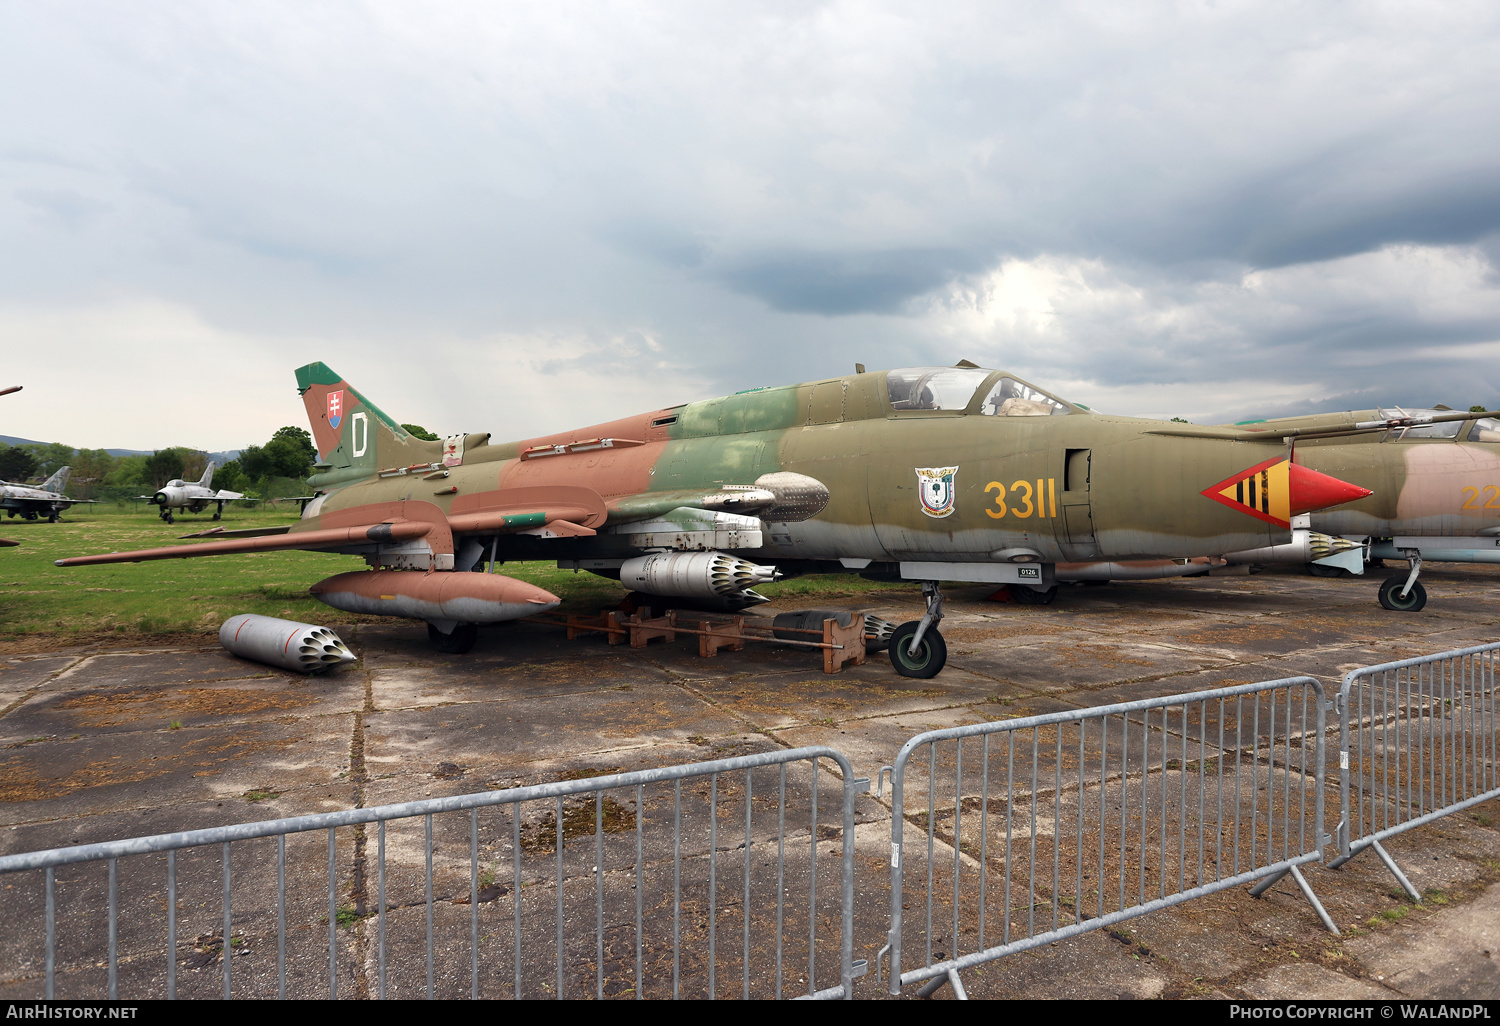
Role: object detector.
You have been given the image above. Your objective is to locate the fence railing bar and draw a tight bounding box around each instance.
[471,807,480,1000]
[329,826,339,1000]
[45,866,54,1000]
[220,843,230,999]
[1052,726,1062,933]
[108,857,118,1001]
[596,791,605,1002]
[776,763,786,1001]
[743,768,752,1001]
[710,771,718,1001]
[810,757,820,998]
[978,734,990,950]
[167,849,177,1001]
[635,783,643,1001]
[425,813,434,1000]
[375,823,384,1000]
[513,800,524,1000]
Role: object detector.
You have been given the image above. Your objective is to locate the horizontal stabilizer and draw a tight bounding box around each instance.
[58,521,432,566]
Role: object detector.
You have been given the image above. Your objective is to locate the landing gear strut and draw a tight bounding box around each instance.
[890,580,948,678]
[1378,550,1426,612]
[213,500,225,521]
[427,621,478,654]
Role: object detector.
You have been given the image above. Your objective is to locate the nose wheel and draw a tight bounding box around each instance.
[891,580,948,678]
[1378,550,1426,612]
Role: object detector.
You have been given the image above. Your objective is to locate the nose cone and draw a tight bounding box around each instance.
[1203,455,1371,528]
[1286,461,1373,515]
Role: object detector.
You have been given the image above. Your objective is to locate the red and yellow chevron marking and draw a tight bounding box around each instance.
[1202,457,1372,529]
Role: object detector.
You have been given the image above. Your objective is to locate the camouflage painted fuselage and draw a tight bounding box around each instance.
[296,364,1321,571]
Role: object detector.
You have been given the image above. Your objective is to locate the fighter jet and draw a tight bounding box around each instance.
[143,463,246,524]
[1210,406,1500,611]
[58,362,1373,676]
[1,467,98,522]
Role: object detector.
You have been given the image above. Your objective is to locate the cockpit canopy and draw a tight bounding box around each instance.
[885,367,1072,416]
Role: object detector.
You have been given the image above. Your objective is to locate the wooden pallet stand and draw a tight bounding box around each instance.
[823,613,867,673]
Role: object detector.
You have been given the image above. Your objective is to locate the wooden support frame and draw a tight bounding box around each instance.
[624,610,677,648]
[681,616,746,657]
[823,613,867,674]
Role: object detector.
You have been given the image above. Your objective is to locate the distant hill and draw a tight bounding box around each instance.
[0,435,240,463]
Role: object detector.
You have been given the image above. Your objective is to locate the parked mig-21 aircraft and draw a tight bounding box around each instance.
[142,463,246,524]
[58,362,1376,676]
[2,467,99,522]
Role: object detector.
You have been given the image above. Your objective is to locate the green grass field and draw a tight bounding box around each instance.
[1,506,906,648]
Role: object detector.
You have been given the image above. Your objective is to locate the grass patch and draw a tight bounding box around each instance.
[2,506,917,650]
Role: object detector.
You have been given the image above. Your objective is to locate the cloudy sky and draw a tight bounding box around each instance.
[3,1,1500,451]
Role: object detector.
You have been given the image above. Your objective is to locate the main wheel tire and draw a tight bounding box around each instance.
[1378,576,1427,612]
[427,621,479,653]
[1011,585,1059,605]
[889,621,947,678]
[1307,562,1346,578]
[213,512,222,521]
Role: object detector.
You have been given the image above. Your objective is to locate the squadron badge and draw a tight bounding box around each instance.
[915,466,959,518]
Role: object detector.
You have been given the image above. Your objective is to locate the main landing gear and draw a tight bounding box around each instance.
[891,580,949,679]
[213,500,226,521]
[1378,549,1426,612]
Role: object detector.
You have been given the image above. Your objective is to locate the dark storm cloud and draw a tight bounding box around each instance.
[715,247,982,315]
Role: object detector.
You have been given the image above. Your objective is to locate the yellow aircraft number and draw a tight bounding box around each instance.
[1460,485,1500,510]
[985,479,1058,519]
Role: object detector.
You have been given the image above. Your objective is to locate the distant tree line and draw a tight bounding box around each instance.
[0,426,319,500]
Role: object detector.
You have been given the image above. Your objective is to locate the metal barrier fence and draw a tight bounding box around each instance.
[1334,643,1500,900]
[878,677,1336,998]
[14,642,1500,1001]
[0,747,865,1000]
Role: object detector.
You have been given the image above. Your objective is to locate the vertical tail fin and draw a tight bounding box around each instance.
[295,363,439,487]
[41,466,71,493]
[199,462,216,488]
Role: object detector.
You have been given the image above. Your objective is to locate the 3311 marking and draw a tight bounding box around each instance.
[985,479,1058,519]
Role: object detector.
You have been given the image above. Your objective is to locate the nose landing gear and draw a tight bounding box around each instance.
[1378,550,1426,611]
[891,580,949,678]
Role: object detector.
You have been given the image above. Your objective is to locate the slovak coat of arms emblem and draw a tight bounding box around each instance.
[915,466,959,518]
[327,390,345,430]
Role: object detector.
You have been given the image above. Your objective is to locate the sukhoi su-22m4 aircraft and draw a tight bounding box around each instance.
[58,362,1374,677]
[1204,406,1500,611]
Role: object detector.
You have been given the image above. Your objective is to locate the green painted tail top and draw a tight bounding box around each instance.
[296,363,440,489]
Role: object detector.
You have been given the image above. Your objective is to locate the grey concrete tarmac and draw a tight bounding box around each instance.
[3,562,1500,1000]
